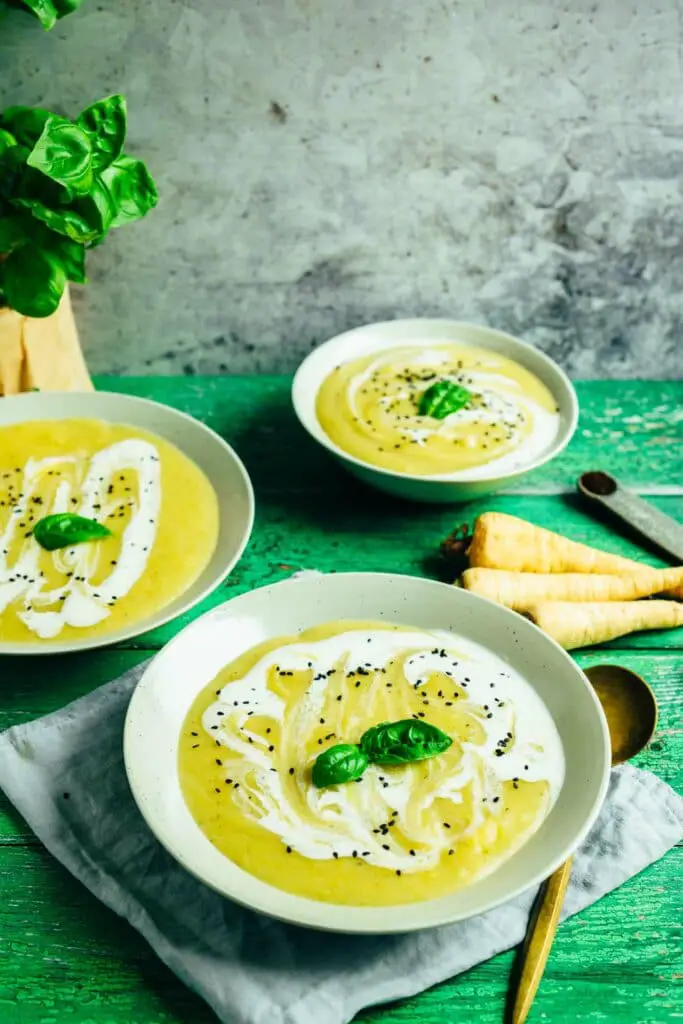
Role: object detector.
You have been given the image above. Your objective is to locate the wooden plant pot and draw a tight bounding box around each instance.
[0,286,93,396]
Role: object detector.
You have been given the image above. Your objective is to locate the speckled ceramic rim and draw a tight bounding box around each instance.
[0,390,255,655]
[124,572,610,934]
[292,318,579,484]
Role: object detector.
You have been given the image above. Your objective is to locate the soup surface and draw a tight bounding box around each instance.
[0,418,219,643]
[316,343,560,477]
[179,620,564,906]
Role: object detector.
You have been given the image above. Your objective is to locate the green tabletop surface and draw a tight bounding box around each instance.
[0,377,681,1024]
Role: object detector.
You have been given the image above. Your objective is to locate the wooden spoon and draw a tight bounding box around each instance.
[508,664,658,1024]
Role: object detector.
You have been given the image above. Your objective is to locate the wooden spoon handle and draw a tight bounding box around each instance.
[509,856,573,1024]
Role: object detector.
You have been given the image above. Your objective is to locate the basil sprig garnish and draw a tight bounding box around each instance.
[311,720,452,788]
[418,380,472,419]
[311,743,369,788]
[33,512,112,551]
[359,719,452,765]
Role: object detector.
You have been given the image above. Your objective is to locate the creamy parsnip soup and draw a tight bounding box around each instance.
[316,344,560,477]
[179,621,564,906]
[0,419,219,643]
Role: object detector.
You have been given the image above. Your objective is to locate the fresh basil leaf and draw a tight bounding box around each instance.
[0,213,30,255]
[27,115,94,196]
[0,243,66,316]
[33,513,111,551]
[6,0,85,29]
[0,129,18,157]
[53,0,86,14]
[12,0,58,29]
[0,144,32,202]
[311,743,369,788]
[12,197,101,243]
[0,107,51,147]
[359,720,452,766]
[418,381,473,420]
[100,154,158,228]
[77,95,127,172]
[76,177,118,237]
[47,233,86,283]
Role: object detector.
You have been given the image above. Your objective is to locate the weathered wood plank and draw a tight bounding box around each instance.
[94,377,683,489]
[0,377,679,1024]
[0,841,678,1024]
[107,492,683,651]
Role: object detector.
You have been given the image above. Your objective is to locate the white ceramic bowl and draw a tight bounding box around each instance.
[292,319,579,503]
[0,391,254,655]
[124,572,610,933]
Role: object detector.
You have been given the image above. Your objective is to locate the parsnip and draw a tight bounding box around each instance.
[525,600,683,650]
[461,566,683,610]
[468,513,642,573]
[467,512,683,600]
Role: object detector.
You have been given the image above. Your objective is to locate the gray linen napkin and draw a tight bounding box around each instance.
[0,662,681,1024]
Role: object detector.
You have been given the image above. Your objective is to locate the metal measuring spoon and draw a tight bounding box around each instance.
[578,471,683,562]
[509,664,658,1024]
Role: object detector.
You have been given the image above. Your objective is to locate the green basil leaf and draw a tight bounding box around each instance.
[53,0,86,14]
[12,0,58,30]
[359,720,452,766]
[0,129,18,157]
[27,115,94,196]
[418,380,473,419]
[7,0,85,30]
[0,144,32,202]
[0,243,66,317]
[33,513,112,551]
[311,743,369,788]
[75,177,117,237]
[12,197,101,243]
[0,213,30,255]
[0,107,51,147]
[46,233,86,283]
[77,95,127,172]
[100,154,158,228]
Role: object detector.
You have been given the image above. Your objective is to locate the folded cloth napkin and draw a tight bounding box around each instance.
[0,662,681,1024]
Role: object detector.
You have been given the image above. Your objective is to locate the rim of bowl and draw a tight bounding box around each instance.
[124,571,611,933]
[0,390,255,655]
[292,319,579,484]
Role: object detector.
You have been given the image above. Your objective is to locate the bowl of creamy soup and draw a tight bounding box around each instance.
[124,573,609,933]
[0,391,254,654]
[292,320,578,502]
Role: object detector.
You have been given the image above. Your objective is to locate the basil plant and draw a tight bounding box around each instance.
[0,94,158,317]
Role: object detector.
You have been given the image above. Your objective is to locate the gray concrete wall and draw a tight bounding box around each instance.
[2,0,682,378]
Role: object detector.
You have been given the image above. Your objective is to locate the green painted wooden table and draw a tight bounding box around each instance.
[0,378,681,1024]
